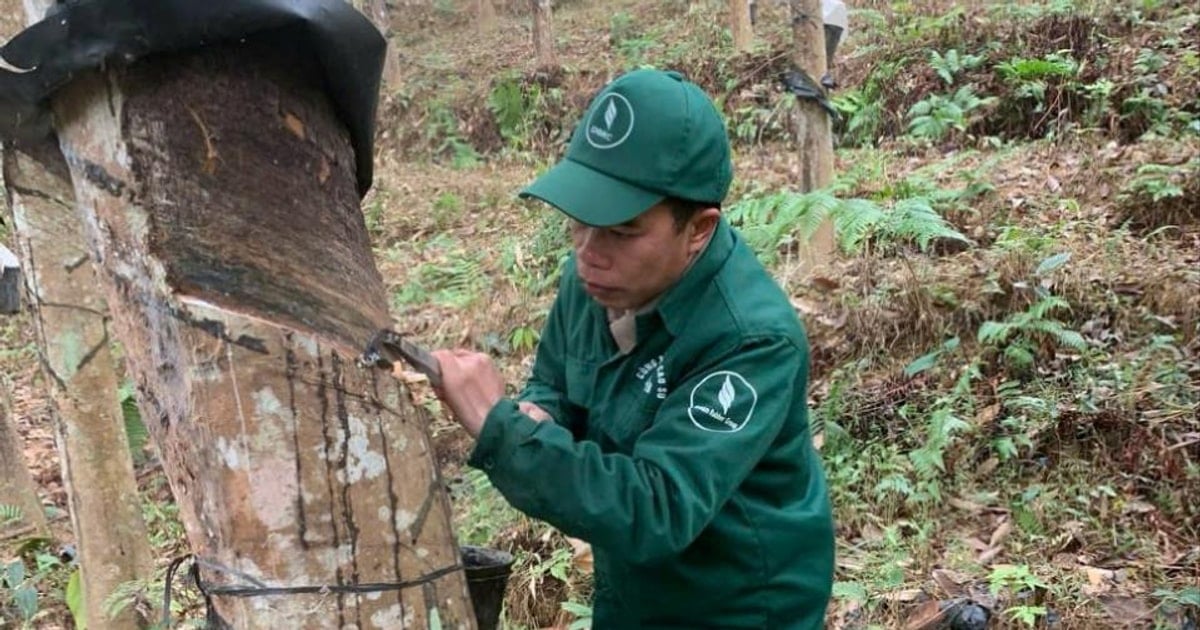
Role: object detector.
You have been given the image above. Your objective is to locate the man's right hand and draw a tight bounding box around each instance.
[518,401,553,423]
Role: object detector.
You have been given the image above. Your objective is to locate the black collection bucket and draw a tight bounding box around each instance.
[461,545,515,630]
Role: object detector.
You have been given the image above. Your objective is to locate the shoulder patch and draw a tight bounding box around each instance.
[687,371,758,433]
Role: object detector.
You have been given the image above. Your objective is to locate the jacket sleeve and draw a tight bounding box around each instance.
[468,334,808,565]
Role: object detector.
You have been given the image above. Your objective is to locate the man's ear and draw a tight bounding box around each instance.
[687,208,721,255]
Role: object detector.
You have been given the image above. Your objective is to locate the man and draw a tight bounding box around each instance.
[432,68,834,629]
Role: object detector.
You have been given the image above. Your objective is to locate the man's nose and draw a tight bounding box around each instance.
[575,227,611,270]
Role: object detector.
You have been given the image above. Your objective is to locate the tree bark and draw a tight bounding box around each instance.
[0,386,48,538]
[3,137,155,628]
[730,0,754,53]
[49,36,474,629]
[788,0,835,272]
[532,0,557,70]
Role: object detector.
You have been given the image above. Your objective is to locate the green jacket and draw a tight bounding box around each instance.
[468,218,835,628]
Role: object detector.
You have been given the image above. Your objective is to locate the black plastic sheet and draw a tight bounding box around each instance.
[0,0,385,196]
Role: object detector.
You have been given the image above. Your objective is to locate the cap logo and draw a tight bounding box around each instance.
[586,93,635,149]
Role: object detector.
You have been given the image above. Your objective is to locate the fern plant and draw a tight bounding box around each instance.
[726,189,972,264]
[120,380,150,466]
[908,406,971,503]
[907,86,995,142]
[1,503,21,527]
[928,49,985,85]
[978,296,1086,372]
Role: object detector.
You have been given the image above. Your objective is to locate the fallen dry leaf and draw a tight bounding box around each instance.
[989,518,1014,548]
[977,457,1000,477]
[977,547,1002,565]
[965,537,991,552]
[566,537,593,575]
[973,404,1001,428]
[903,599,947,630]
[1083,566,1117,596]
[1099,594,1153,626]
[1122,500,1156,514]
[948,496,985,513]
[883,588,925,602]
[810,276,841,292]
[932,569,971,598]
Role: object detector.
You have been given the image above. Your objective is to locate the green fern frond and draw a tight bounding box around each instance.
[122,394,150,464]
[0,504,22,525]
[888,198,971,250]
[831,198,885,252]
[1004,344,1036,369]
[978,321,1013,345]
[791,191,841,242]
[909,447,944,478]
[1028,296,1071,320]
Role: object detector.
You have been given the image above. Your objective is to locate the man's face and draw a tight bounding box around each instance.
[569,203,719,311]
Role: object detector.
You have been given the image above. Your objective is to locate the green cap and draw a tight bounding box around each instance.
[519,69,733,227]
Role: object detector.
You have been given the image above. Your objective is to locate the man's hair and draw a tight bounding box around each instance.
[666,197,720,232]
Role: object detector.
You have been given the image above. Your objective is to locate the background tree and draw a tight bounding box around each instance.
[4,136,155,629]
[0,385,47,539]
[730,0,754,53]
[532,0,557,69]
[788,0,835,271]
[477,0,498,31]
[4,3,153,627]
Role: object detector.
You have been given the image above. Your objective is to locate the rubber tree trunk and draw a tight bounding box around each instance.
[3,137,154,628]
[729,0,754,53]
[476,0,497,31]
[532,0,557,70]
[0,387,48,538]
[353,0,402,91]
[48,37,474,629]
[788,0,835,270]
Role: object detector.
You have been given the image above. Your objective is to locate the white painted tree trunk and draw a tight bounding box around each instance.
[0,386,48,538]
[788,0,835,272]
[3,137,154,628]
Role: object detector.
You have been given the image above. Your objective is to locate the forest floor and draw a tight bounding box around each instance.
[2,0,1198,628]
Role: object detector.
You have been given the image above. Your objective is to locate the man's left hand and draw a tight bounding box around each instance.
[430,349,505,438]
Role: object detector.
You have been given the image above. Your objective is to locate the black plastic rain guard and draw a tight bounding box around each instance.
[0,0,385,196]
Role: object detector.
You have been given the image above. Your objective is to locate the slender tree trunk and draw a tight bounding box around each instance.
[0,387,48,538]
[532,0,557,69]
[788,0,835,271]
[730,0,754,53]
[477,0,497,31]
[3,137,155,628]
[354,0,403,91]
[49,35,473,628]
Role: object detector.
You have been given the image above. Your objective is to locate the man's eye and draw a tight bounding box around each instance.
[610,230,637,239]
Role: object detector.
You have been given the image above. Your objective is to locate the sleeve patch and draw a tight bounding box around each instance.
[687,371,758,433]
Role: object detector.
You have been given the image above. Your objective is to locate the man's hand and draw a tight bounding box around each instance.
[430,349,505,438]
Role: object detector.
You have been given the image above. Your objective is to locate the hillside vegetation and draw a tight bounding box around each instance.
[1,0,1196,628]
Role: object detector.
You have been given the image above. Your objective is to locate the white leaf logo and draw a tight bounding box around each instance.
[718,375,735,414]
[604,99,618,129]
